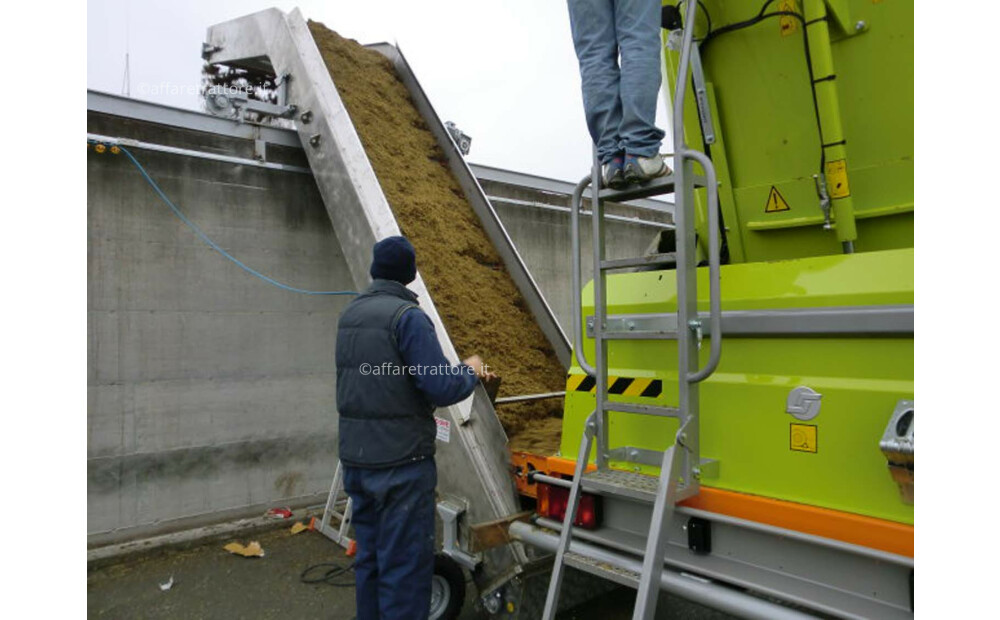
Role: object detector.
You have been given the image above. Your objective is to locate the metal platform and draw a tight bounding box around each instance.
[582,469,661,503]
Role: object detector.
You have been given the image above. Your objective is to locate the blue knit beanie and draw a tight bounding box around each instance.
[370,235,417,284]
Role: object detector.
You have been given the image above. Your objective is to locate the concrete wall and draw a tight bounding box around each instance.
[87,107,669,545]
[87,112,353,545]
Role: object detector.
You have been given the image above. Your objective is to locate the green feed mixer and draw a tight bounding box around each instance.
[513,1,913,618]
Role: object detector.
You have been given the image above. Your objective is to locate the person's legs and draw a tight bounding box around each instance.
[343,466,381,620]
[568,0,623,165]
[615,0,666,158]
[376,458,437,620]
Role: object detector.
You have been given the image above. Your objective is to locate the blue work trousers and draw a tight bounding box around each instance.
[567,0,666,164]
[343,457,437,620]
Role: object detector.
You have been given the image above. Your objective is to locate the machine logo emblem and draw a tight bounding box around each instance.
[786,386,822,421]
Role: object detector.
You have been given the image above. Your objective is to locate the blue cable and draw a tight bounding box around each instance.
[100,141,357,297]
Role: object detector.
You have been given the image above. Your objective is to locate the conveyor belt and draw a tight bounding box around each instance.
[204,8,565,588]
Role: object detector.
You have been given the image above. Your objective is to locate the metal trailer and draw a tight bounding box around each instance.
[511,2,914,620]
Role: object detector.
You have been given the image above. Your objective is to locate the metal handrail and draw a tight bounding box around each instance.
[684,149,721,382]
[570,176,597,377]
[672,0,722,385]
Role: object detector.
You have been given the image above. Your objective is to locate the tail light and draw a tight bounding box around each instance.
[536,481,601,529]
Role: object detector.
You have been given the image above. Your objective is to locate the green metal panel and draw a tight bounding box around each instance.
[561,249,913,524]
[662,0,913,262]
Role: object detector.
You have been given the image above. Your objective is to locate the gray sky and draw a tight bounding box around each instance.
[87,0,671,182]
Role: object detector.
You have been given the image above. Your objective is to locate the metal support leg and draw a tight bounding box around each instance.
[317,460,354,550]
[632,444,684,620]
[542,412,597,620]
[437,500,480,571]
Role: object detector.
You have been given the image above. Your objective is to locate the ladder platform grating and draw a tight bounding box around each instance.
[596,174,706,201]
[582,468,661,503]
[563,551,640,588]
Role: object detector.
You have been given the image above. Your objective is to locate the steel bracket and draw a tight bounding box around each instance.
[880,400,914,505]
[607,446,666,468]
[693,457,720,480]
[437,499,481,571]
[586,314,678,338]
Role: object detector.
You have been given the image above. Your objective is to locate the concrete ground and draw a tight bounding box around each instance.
[87,528,728,620]
[88,526,734,619]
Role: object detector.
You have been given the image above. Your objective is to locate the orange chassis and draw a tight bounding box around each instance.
[510,450,913,559]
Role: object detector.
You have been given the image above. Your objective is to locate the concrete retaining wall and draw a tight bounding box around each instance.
[87,112,353,545]
[87,104,669,545]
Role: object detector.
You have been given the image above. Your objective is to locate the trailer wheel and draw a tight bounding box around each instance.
[429,553,466,620]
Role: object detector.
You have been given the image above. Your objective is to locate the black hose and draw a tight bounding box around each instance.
[700,5,827,173]
[300,561,356,587]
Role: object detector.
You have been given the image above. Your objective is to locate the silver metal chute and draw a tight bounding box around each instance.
[202,8,547,591]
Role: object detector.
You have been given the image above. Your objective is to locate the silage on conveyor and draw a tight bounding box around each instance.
[309,22,566,454]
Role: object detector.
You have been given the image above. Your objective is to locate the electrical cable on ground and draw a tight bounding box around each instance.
[300,561,356,587]
[94,140,358,296]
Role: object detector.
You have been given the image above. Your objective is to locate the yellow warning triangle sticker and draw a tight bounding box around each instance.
[765,186,791,213]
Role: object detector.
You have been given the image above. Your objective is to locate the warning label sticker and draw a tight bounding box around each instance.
[765,186,791,213]
[825,159,851,199]
[435,417,451,443]
[778,0,799,36]
[790,423,817,453]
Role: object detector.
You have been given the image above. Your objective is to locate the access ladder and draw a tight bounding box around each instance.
[316,460,354,552]
[541,1,723,618]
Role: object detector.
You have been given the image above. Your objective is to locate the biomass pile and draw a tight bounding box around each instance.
[309,22,565,453]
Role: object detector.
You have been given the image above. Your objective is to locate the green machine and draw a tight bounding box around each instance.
[513,2,913,618]
[672,0,913,262]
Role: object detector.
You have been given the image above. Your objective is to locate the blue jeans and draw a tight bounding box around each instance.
[343,458,437,620]
[567,0,666,164]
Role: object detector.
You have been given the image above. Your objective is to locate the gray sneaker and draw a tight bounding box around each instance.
[601,153,626,189]
[624,154,671,184]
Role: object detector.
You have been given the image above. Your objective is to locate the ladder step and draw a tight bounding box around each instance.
[600,253,676,271]
[581,468,661,503]
[563,550,640,588]
[603,402,682,418]
[597,174,706,201]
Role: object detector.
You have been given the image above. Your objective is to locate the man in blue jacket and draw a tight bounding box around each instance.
[336,235,491,620]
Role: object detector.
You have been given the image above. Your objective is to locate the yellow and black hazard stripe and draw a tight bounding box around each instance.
[565,374,662,398]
